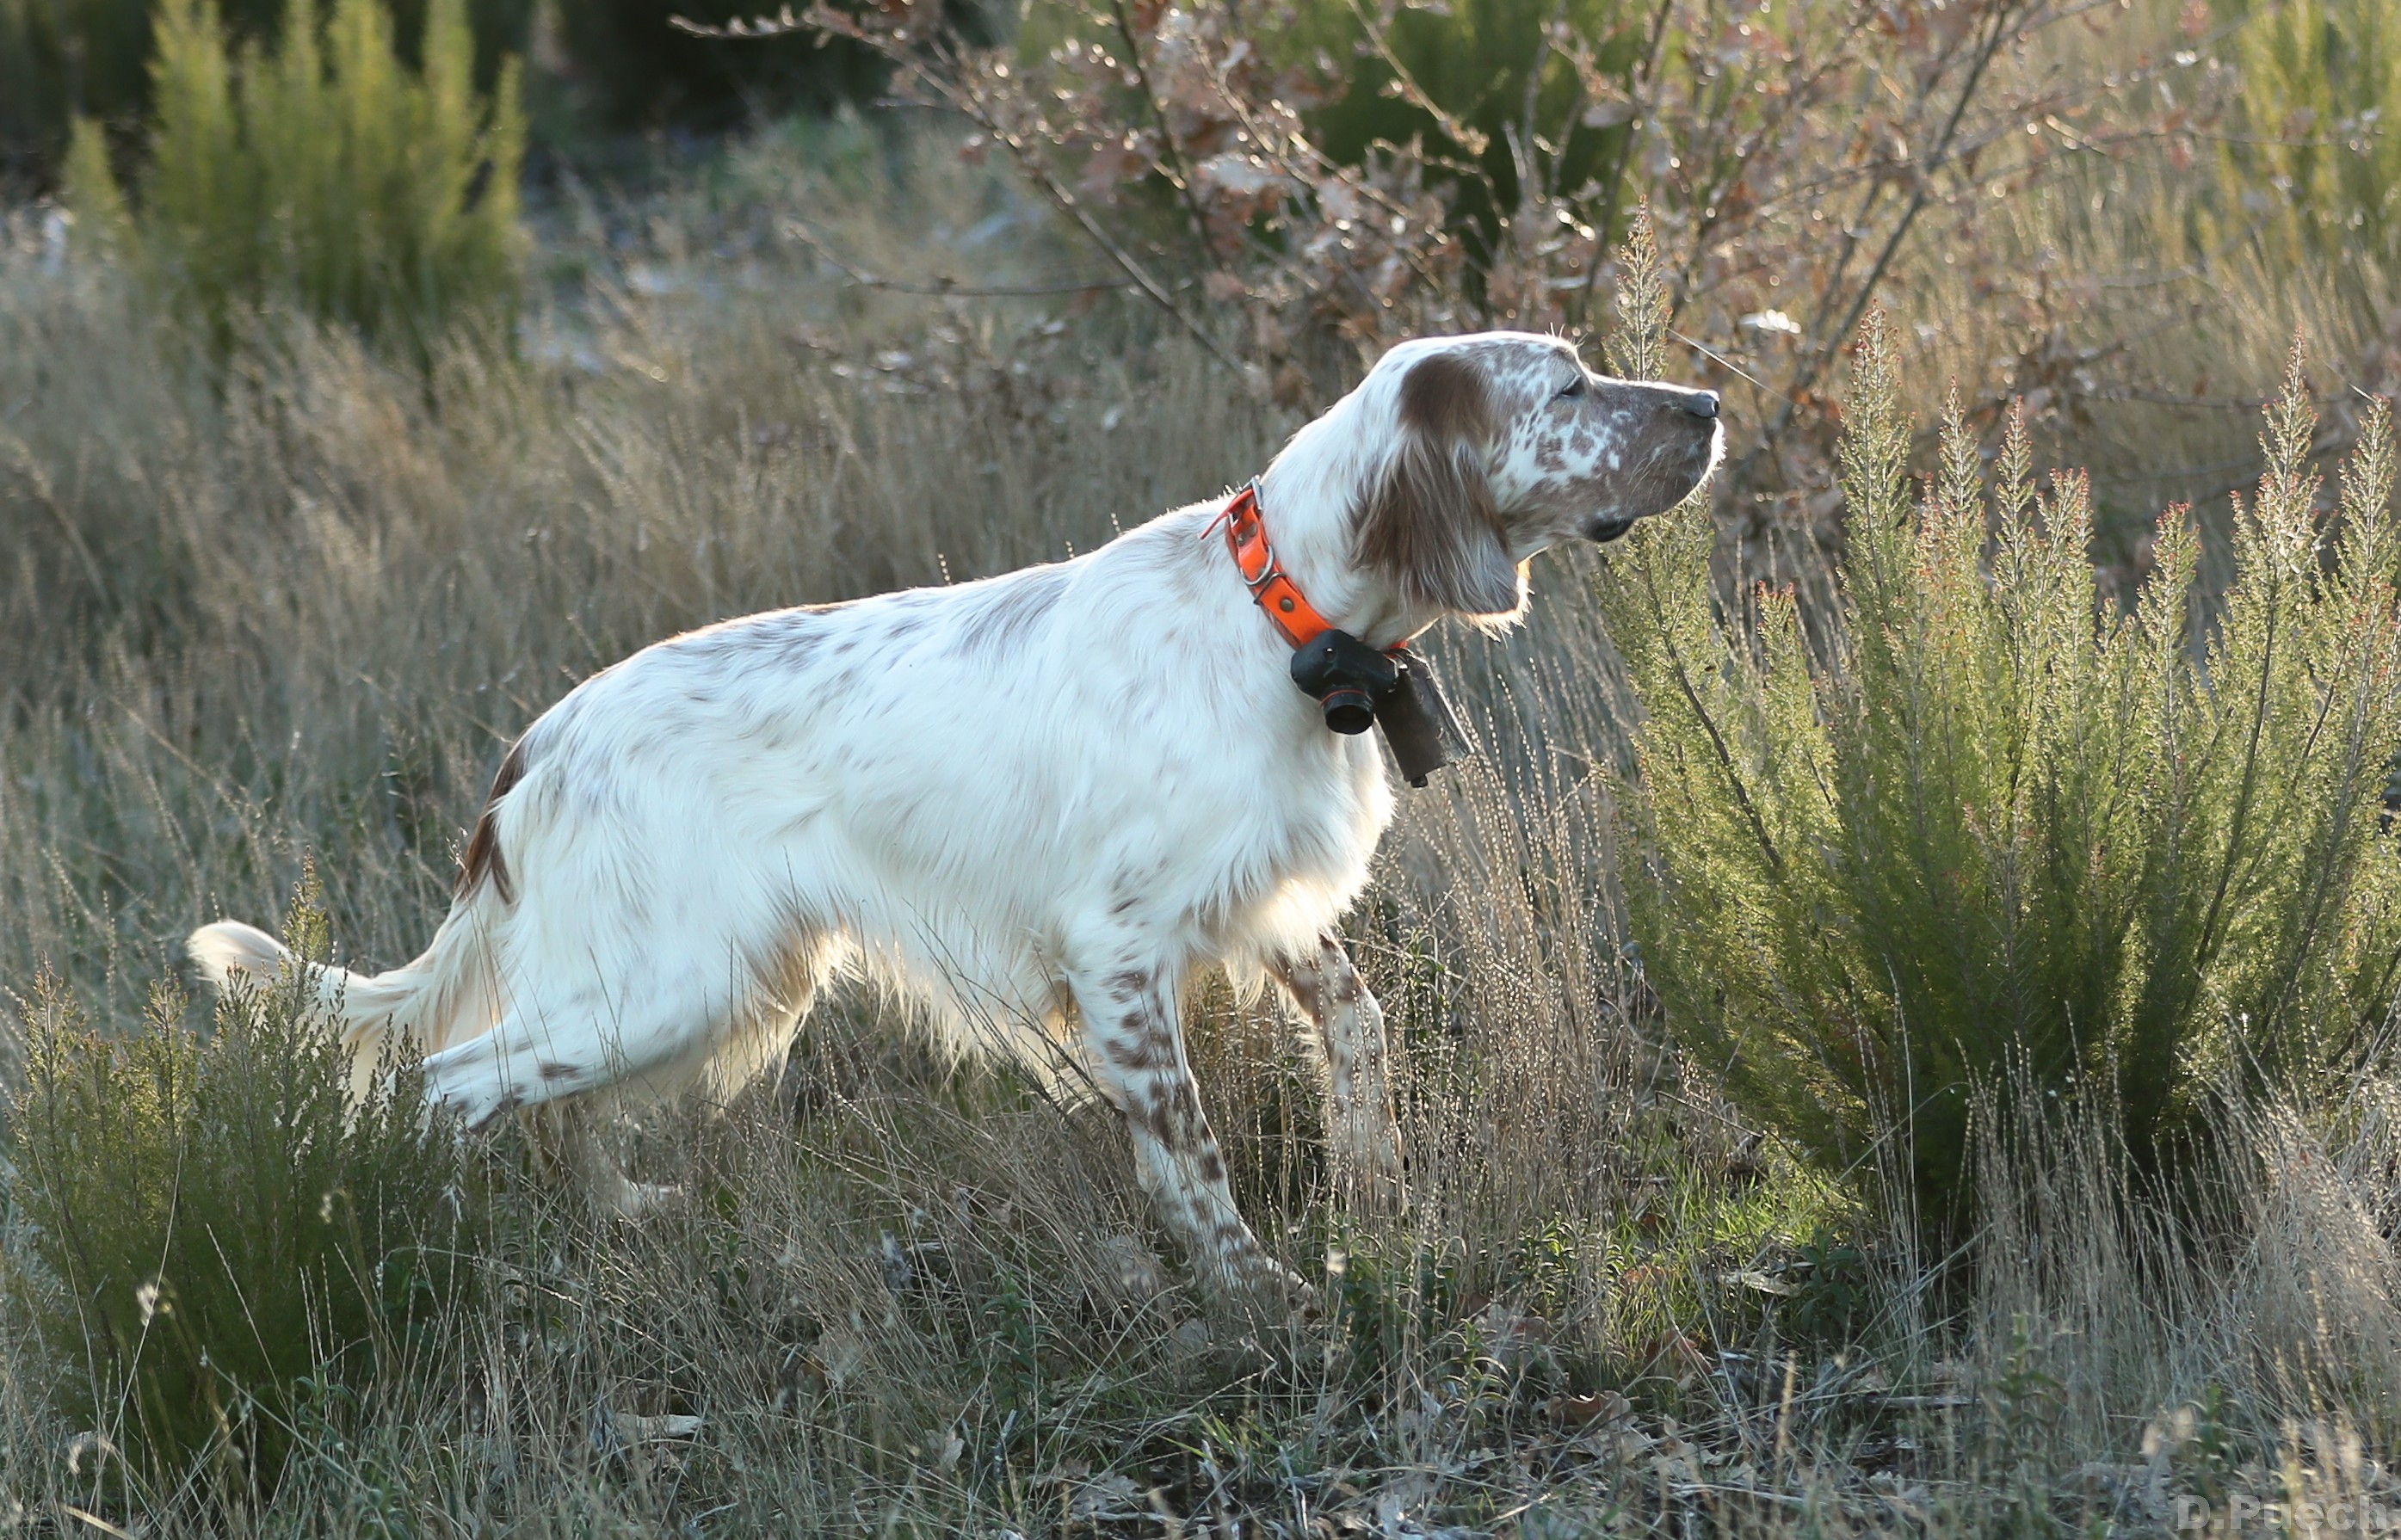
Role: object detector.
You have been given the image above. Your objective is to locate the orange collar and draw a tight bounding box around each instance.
[1214,481,1337,649]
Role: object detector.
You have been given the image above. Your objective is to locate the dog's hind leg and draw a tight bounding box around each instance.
[697,932,841,1109]
[1270,932,1406,1214]
[429,984,710,1217]
[1072,957,1299,1303]
[523,1102,679,1218]
[419,948,738,1127]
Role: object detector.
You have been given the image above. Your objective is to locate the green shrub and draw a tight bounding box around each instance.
[0,0,530,188]
[2,874,474,1499]
[66,0,526,360]
[2216,0,2401,268]
[1603,217,2401,1238]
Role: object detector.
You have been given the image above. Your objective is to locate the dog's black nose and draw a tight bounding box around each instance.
[1683,391,1720,421]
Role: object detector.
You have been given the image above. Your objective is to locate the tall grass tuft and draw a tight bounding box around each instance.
[65,0,525,360]
[1,870,475,1500]
[1605,218,2401,1235]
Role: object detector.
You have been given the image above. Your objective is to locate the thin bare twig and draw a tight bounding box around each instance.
[1738,0,2030,490]
[782,219,1137,297]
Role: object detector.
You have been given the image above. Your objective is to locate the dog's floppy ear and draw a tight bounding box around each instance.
[1351,351,1524,624]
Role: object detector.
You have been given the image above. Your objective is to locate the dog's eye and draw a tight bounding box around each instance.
[1556,377,1587,401]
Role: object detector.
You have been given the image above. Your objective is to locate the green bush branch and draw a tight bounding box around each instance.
[1607,218,2401,1236]
[3,869,476,1500]
[65,0,525,362]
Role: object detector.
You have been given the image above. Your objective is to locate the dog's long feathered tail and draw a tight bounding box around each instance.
[187,909,500,1105]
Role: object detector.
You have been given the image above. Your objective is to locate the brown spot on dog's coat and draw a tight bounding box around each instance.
[457,736,528,904]
[1396,350,1497,443]
[1352,351,1522,620]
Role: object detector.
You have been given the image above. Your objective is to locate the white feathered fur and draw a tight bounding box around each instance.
[190,330,1722,1292]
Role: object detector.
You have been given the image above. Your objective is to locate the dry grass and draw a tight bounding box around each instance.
[4,114,2401,1536]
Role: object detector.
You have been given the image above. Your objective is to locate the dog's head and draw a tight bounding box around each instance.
[1349,331,1722,626]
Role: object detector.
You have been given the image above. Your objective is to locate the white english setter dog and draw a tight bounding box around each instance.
[190,331,1721,1297]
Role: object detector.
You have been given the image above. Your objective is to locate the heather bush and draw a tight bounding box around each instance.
[65,0,525,360]
[1606,213,2401,1236]
[0,0,529,186]
[1,873,474,1499]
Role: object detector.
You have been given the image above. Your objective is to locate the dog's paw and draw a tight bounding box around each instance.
[420,1044,525,1130]
[1210,1247,1320,1321]
[1334,1136,1411,1219]
[600,1178,682,1221]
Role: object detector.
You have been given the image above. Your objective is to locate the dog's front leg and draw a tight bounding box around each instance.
[1074,959,1298,1302]
[1270,932,1406,1213]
